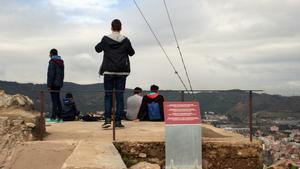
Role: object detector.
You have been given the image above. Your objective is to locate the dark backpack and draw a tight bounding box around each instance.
[147,102,161,120]
[81,114,100,122]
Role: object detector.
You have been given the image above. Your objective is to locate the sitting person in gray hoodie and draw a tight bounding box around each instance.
[126,87,143,120]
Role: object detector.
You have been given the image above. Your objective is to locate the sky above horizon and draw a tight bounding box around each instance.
[0,0,300,96]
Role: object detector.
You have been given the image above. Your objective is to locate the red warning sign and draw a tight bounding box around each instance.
[164,102,201,124]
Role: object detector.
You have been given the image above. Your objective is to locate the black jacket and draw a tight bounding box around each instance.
[47,56,64,88]
[95,36,135,75]
[62,97,79,118]
[137,93,165,121]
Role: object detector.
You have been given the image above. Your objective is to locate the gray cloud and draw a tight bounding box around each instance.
[0,0,300,96]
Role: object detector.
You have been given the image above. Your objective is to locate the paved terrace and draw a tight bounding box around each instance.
[9,121,259,169]
[45,121,251,143]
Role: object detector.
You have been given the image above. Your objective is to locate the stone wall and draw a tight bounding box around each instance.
[203,141,263,169]
[0,90,43,169]
[0,117,36,168]
[115,141,263,169]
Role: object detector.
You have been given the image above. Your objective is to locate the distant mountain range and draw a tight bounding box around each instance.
[0,80,299,122]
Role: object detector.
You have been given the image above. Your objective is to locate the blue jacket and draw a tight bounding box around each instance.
[47,55,64,88]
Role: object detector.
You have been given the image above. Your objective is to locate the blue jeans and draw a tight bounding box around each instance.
[50,87,62,120]
[104,75,127,121]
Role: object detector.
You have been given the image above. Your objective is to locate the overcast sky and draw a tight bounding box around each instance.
[0,0,300,96]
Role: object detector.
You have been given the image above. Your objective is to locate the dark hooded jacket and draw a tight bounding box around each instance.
[95,35,135,75]
[137,93,165,121]
[47,55,64,89]
[62,97,79,120]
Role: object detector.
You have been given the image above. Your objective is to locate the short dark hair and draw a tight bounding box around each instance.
[111,19,122,31]
[133,87,142,94]
[150,85,159,92]
[50,48,58,56]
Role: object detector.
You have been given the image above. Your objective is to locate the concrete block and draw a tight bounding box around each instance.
[61,141,127,169]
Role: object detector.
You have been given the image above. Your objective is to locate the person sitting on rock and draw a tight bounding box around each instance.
[136,85,164,121]
[61,93,80,121]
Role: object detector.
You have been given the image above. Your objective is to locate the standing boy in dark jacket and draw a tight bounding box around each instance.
[137,85,165,121]
[47,48,64,123]
[95,19,135,128]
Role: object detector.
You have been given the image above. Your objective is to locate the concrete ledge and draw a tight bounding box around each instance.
[61,141,127,169]
[8,141,76,169]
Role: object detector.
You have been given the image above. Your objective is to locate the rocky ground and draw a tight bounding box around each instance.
[114,140,262,169]
[0,90,43,169]
[267,159,299,169]
[114,142,165,168]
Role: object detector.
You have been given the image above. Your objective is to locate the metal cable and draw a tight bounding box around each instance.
[162,0,195,96]
[132,0,190,93]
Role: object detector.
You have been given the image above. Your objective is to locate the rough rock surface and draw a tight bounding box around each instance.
[130,162,160,169]
[114,142,165,168]
[203,142,263,169]
[267,159,295,169]
[0,90,38,125]
[115,140,263,169]
[0,90,34,111]
[0,90,43,169]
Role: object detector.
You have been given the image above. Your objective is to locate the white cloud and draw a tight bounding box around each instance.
[49,0,119,23]
[49,0,117,11]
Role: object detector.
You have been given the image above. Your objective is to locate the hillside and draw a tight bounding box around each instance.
[0,80,299,122]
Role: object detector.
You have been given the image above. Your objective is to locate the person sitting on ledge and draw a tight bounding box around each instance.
[61,93,80,121]
[136,84,164,121]
[126,87,143,121]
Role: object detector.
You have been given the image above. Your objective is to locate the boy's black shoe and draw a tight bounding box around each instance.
[102,122,111,128]
[102,118,111,128]
[115,121,125,128]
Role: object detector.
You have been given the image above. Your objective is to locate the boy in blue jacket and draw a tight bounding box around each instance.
[47,48,64,123]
